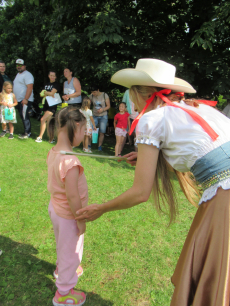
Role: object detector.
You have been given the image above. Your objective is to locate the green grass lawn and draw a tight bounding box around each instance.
[0,112,197,305]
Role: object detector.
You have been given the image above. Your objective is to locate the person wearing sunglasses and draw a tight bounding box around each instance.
[13,59,34,139]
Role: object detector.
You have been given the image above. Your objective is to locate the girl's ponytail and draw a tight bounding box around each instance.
[47,116,56,142]
[66,112,77,145]
[48,106,86,145]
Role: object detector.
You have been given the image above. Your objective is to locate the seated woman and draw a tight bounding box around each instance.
[35,70,60,143]
[89,85,110,151]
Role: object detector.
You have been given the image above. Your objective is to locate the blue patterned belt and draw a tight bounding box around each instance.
[190,141,230,190]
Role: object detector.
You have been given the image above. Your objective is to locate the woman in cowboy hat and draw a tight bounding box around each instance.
[76,58,230,306]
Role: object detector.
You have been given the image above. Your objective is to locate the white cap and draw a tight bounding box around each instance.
[16,59,24,65]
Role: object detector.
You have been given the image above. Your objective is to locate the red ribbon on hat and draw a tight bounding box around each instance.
[197,99,217,107]
[129,89,219,141]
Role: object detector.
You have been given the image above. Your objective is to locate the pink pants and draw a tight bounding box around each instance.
[48,201,84,294]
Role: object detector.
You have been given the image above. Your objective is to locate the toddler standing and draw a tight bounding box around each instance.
[80,97,96,153]
[47,106,87,306]
[114,102,130,156]
[0,81,18,139]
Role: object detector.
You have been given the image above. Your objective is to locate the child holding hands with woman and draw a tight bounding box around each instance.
[0,81,18,139]
[47,106,87,306]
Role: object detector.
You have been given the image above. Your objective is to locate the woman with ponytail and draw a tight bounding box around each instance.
[47,106,87,306]
[76,59,230,306]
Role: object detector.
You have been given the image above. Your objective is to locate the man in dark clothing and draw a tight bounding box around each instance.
[0,60,12,91]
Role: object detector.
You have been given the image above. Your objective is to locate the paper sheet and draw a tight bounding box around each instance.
[22,104,27,120]
[46,93,62,107]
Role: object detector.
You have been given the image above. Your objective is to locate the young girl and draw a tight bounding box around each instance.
[80,97,96,153]
[47,106,87,306]
[114,102,130,156]
[0,81,18,139]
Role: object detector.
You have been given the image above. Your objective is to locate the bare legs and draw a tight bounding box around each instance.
[38,111,53,139]
[2,122,13,133]
[115,135,125,156]
[83,135,89,150]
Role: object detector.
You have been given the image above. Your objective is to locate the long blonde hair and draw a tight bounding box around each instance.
[81,97,91,111]
[130,85,201,223]
[2,81,12,99]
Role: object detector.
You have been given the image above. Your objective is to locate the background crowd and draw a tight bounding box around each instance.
[0,58,139,155]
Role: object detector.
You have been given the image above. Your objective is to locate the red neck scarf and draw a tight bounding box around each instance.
[129,89,218,141]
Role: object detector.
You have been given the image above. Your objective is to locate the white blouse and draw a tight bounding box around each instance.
[136,101,230,204]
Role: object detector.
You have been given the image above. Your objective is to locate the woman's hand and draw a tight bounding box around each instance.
[77,220,86,235]
[97,108,104,114]
[62,95,69,101]
[121,151,138,166]
[75,204,104,222]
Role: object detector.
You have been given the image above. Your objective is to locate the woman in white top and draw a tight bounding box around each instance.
[76,59,230,306]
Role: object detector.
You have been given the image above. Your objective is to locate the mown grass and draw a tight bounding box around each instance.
[0,112,196,305]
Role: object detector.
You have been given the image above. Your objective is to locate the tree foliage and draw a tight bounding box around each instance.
[0,0,230,103]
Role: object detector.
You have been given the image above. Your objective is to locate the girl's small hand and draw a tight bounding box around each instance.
[77,220,86,235]
[75,204,104,222]
[93,126,97,130]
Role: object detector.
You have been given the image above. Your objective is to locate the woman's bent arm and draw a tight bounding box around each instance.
[76,144,159,221]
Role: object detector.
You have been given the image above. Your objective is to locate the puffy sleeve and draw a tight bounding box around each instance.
[135,108,165,149]
[59,156,84,182]
[88,109,92,117]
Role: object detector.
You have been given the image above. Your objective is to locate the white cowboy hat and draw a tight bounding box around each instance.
[111,58,196,93]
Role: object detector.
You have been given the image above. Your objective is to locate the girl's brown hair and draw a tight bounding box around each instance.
[81,97,91,111]
[47,106,86,145]
[130,85,201,223]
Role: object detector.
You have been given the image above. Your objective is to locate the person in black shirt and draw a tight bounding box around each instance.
[0,60,12,91]
[35,71,60,143]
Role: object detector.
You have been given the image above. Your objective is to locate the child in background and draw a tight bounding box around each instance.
[47,106,87,306]
[114,102,130,156]
[81,97,96,153]
[0,81,18,139]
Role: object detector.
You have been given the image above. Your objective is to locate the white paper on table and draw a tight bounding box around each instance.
[46,93,62,107]
[22,104,27,120]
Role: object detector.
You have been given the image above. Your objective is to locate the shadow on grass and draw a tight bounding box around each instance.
[0,236,113,306]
